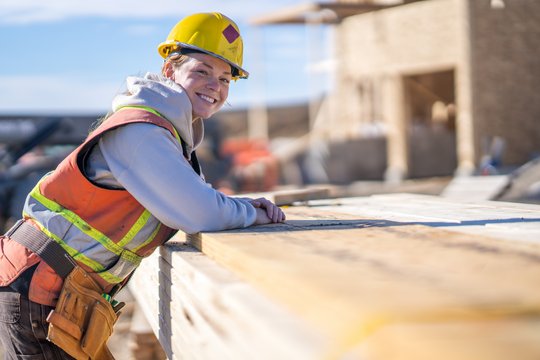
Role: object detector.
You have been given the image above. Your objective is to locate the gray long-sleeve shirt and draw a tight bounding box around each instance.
[84,73,256,234]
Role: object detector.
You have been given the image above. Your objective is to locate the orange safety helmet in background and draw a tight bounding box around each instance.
[158,12,249,80]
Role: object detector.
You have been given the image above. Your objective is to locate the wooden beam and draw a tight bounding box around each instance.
[130,244,324,360]
[186,199,540,358]
[131,194,540,359]
[250,2,397,25]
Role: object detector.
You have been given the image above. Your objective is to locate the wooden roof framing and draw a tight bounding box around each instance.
[250,1,400,25]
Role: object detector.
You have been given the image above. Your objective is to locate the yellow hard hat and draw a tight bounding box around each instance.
[158,12,249,80]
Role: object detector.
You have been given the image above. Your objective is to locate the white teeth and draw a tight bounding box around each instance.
[199,94,216,104]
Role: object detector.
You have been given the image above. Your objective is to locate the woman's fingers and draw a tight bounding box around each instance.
[270,204,286,223]
[279,208,286,222]
[249,197,286,223]
[250,197,267,208]
[267,204,275,220]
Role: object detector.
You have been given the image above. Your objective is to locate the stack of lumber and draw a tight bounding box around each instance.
[441,175,509,200]
[130,193,540,360]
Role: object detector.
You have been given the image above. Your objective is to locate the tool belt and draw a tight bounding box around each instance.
[6,220,123,360]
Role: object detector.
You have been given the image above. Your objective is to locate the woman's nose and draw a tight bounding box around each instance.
[206,77,219,91]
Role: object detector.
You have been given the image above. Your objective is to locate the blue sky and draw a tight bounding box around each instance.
[0,1,331,115]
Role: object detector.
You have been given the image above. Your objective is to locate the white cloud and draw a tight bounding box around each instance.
[0,75,122,114]
[0,0,300,25]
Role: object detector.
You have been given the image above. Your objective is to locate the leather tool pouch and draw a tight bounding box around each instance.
[46,267,119,360]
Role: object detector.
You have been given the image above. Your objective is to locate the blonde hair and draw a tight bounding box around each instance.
[162,53,192,77]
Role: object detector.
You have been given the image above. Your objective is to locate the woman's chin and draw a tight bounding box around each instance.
[193,108,221,120]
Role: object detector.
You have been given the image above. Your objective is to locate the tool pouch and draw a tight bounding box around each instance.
[46,266,119,360]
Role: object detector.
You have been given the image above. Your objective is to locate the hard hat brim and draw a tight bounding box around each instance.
[169,42,249,80]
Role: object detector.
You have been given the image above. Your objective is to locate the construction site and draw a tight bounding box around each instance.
[1,0,540,359]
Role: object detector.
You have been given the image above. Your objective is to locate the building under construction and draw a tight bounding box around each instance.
[252,0,540,182]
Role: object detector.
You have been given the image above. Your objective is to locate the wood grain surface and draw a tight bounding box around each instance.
[131,194,540,360]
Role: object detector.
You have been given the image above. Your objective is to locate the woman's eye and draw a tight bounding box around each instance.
[196,70,208,75]
[220,78,230,85]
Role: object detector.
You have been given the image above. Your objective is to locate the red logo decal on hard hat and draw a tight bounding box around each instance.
[223,25,240,44]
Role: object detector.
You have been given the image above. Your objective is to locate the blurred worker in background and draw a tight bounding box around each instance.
[0,12,284,359]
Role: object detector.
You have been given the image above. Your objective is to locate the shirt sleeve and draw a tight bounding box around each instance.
[98,122,257,234]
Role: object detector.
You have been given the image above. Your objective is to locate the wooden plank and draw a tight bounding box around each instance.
[132,194,540,359]
[352,318,540,360]
[273,187,331,206]
[441,175,510,201]
[306,194,540,243]
[185,201,540,358]
[239,187,331,206]
[130,243,324,360]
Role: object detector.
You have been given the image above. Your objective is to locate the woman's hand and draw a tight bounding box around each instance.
[250,197,286,225]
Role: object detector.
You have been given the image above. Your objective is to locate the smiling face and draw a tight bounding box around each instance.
[168,52,232,120]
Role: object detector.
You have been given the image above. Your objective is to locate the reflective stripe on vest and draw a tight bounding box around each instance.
[23,180,164,283]
[23,107,182,284]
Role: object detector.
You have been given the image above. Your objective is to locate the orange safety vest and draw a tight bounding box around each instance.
[0,107,188,306]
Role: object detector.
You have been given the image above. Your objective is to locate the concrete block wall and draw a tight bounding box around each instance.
[470,0,540,166]
[338,0,459,79]
[325,137,388,183]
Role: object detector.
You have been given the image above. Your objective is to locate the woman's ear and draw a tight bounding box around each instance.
[162,61,175,80]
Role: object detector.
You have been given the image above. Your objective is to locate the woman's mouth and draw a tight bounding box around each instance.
[198,93,217,104]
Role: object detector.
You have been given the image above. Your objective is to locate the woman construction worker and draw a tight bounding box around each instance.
[0,12,285,359]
